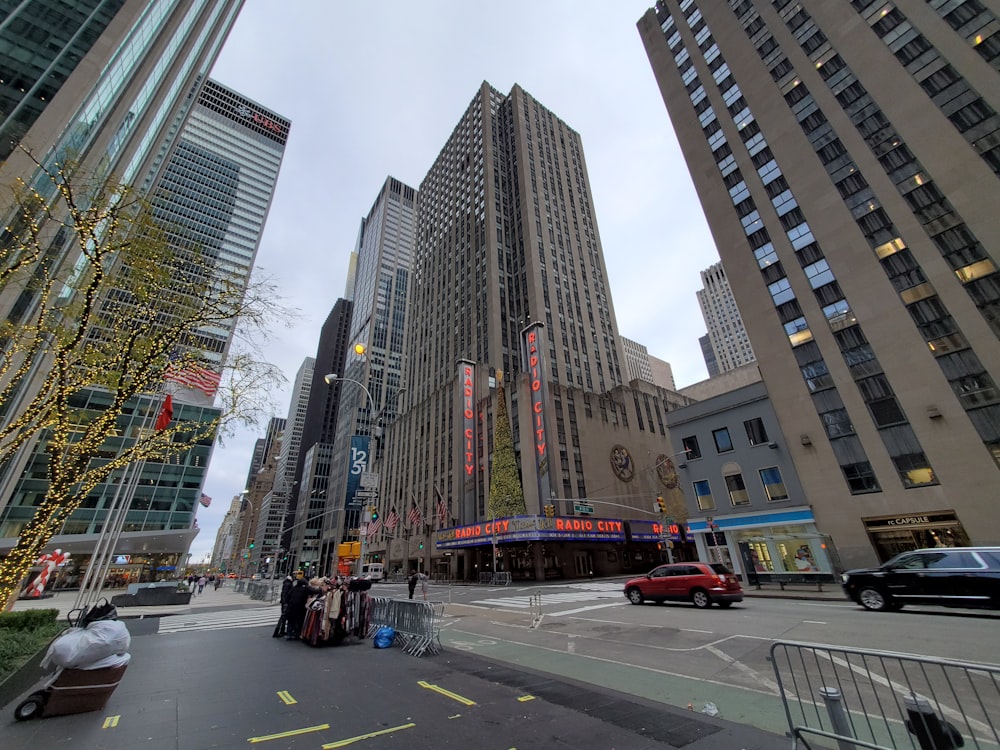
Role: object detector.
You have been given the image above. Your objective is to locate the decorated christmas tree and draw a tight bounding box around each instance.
[487,372,525,518]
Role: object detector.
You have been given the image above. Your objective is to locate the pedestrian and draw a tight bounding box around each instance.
[418,570,429,601]
[407,569,418,600]
[284,578,313,641]
[280,575,294,613]
[197,575,207,594]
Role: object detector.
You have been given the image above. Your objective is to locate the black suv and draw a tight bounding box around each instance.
[842,547,1000,612]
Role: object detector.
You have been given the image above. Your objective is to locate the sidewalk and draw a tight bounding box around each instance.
[10,581,270,620]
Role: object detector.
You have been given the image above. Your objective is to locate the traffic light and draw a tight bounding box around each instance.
[371,508,379,521]
[656,496,666,514]
[418,541,424,550]
[248,538,255,549]
[544,504,555,518]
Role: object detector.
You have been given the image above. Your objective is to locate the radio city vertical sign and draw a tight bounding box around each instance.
[521,323,552,504]
[458,360,477,516]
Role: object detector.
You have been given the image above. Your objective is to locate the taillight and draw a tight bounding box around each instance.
[714,576,725,586]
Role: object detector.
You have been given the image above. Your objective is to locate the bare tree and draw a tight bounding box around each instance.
[0,151,290,610]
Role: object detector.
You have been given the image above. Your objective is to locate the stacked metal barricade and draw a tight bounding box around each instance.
[366,596,442,657]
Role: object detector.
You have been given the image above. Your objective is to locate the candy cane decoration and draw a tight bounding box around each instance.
[23,549,70,598]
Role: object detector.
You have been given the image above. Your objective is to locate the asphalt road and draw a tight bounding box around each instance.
[4,578,997,748]
[0,614,788,750]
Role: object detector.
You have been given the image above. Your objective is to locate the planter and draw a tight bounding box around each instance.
[0,642,48,711]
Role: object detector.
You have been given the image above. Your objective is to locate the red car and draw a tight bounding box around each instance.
[624,562,744,608]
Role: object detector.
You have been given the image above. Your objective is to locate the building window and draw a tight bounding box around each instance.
[682,435,701,460]
[713,427,734,453]
[744,418,769,446]
[725,473,750,506]
[693,479,715,511]
[759,467,788,501]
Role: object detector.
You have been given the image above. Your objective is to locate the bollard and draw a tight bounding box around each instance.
[818,687,856,750]
[904,694,964,750]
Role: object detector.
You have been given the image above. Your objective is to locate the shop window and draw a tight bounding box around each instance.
[693,479,715,511]
[759,467,788,501]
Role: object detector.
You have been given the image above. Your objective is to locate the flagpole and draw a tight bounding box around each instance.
[73,390,167,611]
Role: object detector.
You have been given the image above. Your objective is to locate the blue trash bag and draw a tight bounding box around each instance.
[373,626,395,648]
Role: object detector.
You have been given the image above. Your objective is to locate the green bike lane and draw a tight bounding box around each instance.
[438,606,793,739]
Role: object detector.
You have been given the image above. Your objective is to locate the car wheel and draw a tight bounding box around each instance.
[691,589,711,608]
[626,587,645,605]
[858,586,893,611]
[717,601,733,608]
[14,692,46,721]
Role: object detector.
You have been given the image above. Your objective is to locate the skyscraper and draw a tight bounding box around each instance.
[697,261,755,374]
[324,177,416,571]
[373,83,692,581]
[0,3,291,578]
[639,1,1000,566]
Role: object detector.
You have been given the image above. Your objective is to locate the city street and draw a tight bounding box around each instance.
[3,578,997,748]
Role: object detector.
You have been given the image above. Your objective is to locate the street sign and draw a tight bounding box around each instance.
[359,472,379,489]
[355,489,377,498]
[574,503,594,514]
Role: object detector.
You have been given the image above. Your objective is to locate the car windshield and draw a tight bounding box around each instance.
[708,563,732,575]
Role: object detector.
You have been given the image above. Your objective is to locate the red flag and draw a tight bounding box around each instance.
[155,394,173,431]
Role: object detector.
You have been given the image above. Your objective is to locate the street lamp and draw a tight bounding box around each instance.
[325,373,376,577]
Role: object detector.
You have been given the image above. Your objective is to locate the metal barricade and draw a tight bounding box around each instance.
[477,572,511,585]
[366,596,442,657]
[770,640,1000,749]
[246,581,276,603]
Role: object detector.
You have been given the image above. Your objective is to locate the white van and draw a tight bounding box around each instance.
[361,563,384,582]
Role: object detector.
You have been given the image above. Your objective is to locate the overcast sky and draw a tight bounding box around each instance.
[189,1,719,562]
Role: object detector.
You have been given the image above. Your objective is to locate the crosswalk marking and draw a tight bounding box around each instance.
[157,607,276,634]
[469,587,624,611]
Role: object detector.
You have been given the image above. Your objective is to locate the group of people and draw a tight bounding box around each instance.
[276,574,372,645]
[185,573,222,594]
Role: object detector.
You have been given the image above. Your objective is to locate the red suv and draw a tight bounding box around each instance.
[624,562,744,608]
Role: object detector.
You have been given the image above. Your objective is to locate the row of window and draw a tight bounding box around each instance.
[691,465,788,510]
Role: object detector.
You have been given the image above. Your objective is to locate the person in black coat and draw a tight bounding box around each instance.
[284,578,312,640]
[279,576,294,613]
[407,569,418,600]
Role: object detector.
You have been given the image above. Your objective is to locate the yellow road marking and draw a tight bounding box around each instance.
[102,715,120,728]
[517,695,536,702]
[276,690,297,705]
[321,722,415,748]
[418,679,477,706]
[247,723,330,743]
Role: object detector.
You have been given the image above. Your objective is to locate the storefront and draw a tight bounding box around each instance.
[433,514,692,580]
[862,510,970,562]
[687,506,835,583]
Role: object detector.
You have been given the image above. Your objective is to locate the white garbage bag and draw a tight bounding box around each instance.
[41,620,131,669]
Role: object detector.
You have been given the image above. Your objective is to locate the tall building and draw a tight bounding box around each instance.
[324,177,416,571]
[0,4,291,582]
[289,298,353,572]
[621,337,655,383]
[699,334,720,377]
[252,357,313,572]
[639,1,1000,567]
[697,261,756,373]
[149,78,289,370]
[372,83,694,581]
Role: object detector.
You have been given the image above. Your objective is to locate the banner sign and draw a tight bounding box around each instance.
[628,519,683,543]
[345,435,368,509]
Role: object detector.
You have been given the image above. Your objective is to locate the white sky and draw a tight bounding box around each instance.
[189,1,719,562]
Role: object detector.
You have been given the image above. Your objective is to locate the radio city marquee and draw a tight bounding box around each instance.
[436,515,627,549]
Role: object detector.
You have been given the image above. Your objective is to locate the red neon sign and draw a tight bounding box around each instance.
[253,112,285,135]
[526,331,546,459]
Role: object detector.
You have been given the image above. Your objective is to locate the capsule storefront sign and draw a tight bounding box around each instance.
[436,515,626,549]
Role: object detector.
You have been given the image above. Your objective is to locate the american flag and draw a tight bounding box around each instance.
[385,508,400,531]
[199,493,212,507]
[408,504,422,527]
[165,352,221,396]
[436,497,449,527]
[367,515,383,537]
